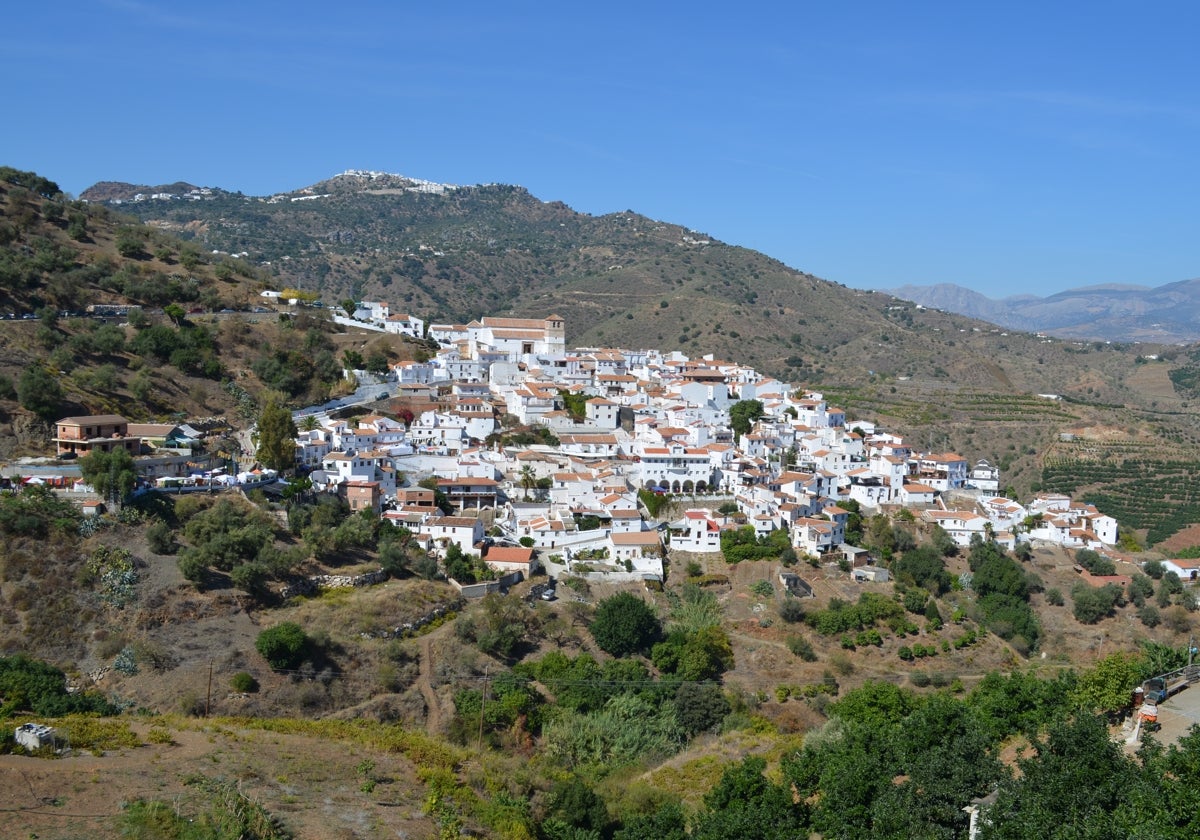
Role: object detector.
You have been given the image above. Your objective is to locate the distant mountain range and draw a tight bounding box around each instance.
[886,280,1200,344]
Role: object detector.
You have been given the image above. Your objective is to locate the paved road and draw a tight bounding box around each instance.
[1148,684,1200,746]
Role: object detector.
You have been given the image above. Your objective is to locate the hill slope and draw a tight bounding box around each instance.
[0,168,424,457]
[97,171,1154,390]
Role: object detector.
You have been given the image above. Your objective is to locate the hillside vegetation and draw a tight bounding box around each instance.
[0,169,425,457]
[5,166,1200,836]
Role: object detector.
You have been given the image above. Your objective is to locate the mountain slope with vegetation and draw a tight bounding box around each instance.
[92,168,1200,515]
[0,168,427,457]
[3,166,1200,837]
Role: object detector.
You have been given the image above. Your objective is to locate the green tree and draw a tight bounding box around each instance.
[115,229,144,258]
[163,303,186,325]
[693,755,807,840]
[613,802,688,840]
[591,592,661,657]
[17,364,62,421]
[365,351,389,374]
[255,397,297,472]
[458,593,540,659]
[1070,652,1144,717]
[79,447,137,506]
[255,623,308,670]
[1071,582,1121,624]
[520,464,536,501]
[728,399,765,440]
[982,714,1135,839]
[673,681,730,735]
[146,519,178,554]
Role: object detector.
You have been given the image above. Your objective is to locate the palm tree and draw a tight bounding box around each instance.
[519,465,536,501]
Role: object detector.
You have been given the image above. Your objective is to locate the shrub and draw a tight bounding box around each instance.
[1071,583,1121,624]
[255,623,309,670]
[1075,549,1116,576]
[146,726,174,745]
[778,598,805,623]
[1046,588,1065,606]
[786,634,817,661]
[230,672,260,693]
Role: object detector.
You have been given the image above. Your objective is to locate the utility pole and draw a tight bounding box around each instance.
[205,659,213,717]
[477,664,489,752]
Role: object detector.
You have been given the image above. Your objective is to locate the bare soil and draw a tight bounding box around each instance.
[0,718,436,840]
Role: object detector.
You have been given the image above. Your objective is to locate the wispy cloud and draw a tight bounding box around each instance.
[99,0,210,31]
[891,87,1200,124]
[720,157,822,180]
[524,131,625,164]
[999,89,1200,123]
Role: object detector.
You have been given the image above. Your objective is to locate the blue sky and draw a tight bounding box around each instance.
[4,1,1198,297]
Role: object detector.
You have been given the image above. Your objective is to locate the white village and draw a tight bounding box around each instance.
[19,307,1155,601]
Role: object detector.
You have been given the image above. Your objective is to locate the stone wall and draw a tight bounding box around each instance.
[387,600,463,638]
[279,568,389,600]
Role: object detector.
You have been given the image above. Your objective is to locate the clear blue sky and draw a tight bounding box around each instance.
[4,1,1198,297]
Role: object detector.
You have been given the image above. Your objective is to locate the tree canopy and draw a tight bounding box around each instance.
[79,446,137,506]
[256,397,297,472]
[17,363,62,421]
[729,399,765,440]
[591,592,661,657]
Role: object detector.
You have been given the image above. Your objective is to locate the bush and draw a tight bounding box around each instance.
[778,598,805,623]
[750,580,774,598]
[1138,605,1161,628]
[1046,588,1064,606]
[1075,549,1116,576]
[1071,583,1121,624]
[786,634,817,661]
[255,623,309,670]
[230,672,260,693]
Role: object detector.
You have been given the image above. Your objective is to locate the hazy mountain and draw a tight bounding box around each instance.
[888,279,1200,343]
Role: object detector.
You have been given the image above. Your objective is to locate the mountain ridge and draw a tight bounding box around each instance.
[889,278,1200,343]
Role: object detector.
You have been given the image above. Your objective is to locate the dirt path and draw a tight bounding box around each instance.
[418,634,443,734]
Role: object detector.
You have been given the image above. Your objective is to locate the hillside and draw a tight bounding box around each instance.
[0,169,426,458]
[89,171,1148,388]
[0,484,1196,838]
[87,168,1200,504]
[4,166,1200,837]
